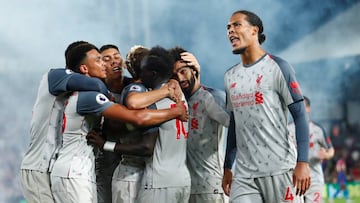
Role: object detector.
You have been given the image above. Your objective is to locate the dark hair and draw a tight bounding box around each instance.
[66,43,99,73]
[303,96,310,107]
[125,46,150,80]
[169,46,199,78]
[232,10,266,44]
[65,41,89,68]
[141,46,174,80]
[100,44,119,53]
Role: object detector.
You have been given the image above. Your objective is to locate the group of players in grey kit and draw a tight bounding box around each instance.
[19,9,334,203]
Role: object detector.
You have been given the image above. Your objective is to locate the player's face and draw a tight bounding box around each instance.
[84,49,107,79]
[101,48,123,80]
[227,13,258,54]
[173,61,196,97]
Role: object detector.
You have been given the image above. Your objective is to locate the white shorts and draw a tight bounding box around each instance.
[20,169,55,203]
[230,171,299,203]
[303,183,323,203]
[50,176,97,203]
[112,179,141,203]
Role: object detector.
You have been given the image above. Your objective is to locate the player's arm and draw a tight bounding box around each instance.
[66,74,109,96]
[222,112,236,196]
[102,100,188,127]
[87,129,158,156]
[288,100,311,195]
[318,129,335,160]
[319,147,335,160]
[125,80,182,109]
[206,88,230,127]
[48,68,109,96]
[78,91,187,127]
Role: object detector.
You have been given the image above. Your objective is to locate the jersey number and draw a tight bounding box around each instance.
[284,187,294,202]
[313,192,321,203]
[171,103,188,139]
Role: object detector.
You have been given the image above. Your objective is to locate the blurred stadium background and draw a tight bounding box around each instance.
[0,1,359,202]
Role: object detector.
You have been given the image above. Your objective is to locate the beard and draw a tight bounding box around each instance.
[181,75,196,98]
[232,47,246,55]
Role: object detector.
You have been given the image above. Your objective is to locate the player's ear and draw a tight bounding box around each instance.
[251,25,259,37]
[79,64,88,75]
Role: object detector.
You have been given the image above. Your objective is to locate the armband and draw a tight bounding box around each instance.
[103,141,116,152]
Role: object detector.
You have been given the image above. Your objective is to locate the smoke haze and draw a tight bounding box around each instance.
[0,1,359,202]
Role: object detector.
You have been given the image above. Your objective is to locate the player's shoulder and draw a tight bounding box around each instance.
[267,54,294,73]
[78,91,110,102]
[48,68,73,76]
[125,82,146,92]
[310,120,326,133]
[201,85,226,106]
[224,63,241,75]
[202,85,225,98]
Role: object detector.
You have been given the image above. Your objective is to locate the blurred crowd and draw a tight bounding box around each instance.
[323,121,360,183]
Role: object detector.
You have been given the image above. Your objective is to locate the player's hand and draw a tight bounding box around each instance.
[180,52,200,74]
[292,162,311,196]
[175,101,188,122]
[318,148,327,160]
[86,130,105,151]
[166,79,182,102]
[222,168,233,196]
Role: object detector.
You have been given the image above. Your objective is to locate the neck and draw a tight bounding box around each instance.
[191,83,201,95]
[240,45,266,65]
[105,78,124,93]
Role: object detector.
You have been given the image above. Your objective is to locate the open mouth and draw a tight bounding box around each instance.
[229,36,239,46]
[113,67,122,72]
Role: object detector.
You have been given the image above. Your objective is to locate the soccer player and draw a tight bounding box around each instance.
[49,43,188,203]
[88,46,191,203]
[88,45,183,203]
[288,96,334,203]
[222,10,311,203]
[95,44,133,203]
[136,46,191,203]
[19,41,110,203]
[111,45,182,203]
[170,46,230,203]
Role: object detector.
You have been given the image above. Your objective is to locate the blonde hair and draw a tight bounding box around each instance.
[125,45,149,80]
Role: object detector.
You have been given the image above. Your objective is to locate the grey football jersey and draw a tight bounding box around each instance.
[224,54,304,178]
[21,70,71,172]
[51,91,113,182]
[141,95,191,188]
[186,86,229,194]
[118,83,150,170]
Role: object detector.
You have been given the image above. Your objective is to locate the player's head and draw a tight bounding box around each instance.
[227,10,266,54]
[66,43,106,79]
[65,41,89,68]
[169,46,199,97]
[125,45,150,81]
[140,46,174,89]
[100,44,123,80]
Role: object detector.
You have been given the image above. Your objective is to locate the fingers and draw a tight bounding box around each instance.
[180,52,200,72]
[221,180,231,196]
[294,175,311,196]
